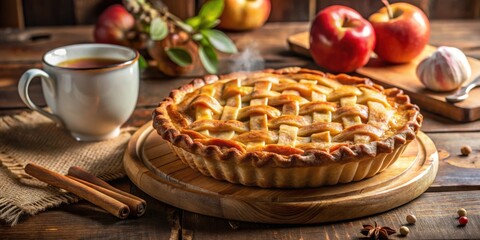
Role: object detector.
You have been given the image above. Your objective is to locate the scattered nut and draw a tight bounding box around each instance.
[458,208,467,217]
[400,226,410,236]
[406,214,417,225]
[461,145,472,156]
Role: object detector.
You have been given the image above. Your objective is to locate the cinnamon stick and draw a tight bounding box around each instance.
[67,175,146,217]
[67,166,146,204]
[25,163,130,219]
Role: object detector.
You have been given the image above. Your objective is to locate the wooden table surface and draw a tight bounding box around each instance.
[1,21,480,239]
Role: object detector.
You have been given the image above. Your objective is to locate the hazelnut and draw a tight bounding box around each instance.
[458,208,467,217]
[406,214,417,224]
[400,226,410,236]
[461,145,472,156]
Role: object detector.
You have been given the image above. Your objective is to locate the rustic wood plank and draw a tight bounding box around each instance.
[315,0,479,20]
[421,111,480,133]
[197,0,311,22]
[182,190,480,239]
[0,107,153,129]
[316,0,430,19]
[11,0,480,28]
[0,0,24,29]
[476,0,480,18]
[0,76,45,109]
[429,0,479,19]
[123,107,155,128]
[163,0,195,19]
[429,20,480,55]
[0,26,94,63]
[72,0,120,25]
[428,132,480,190]
[269,0,311,22]
[22,0,76,27]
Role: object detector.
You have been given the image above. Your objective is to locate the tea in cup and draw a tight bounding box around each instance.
[18,43,139,141]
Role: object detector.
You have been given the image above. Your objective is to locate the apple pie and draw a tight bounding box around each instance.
[153,67,422,188]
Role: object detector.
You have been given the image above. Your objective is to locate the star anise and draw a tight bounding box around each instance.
[360,222,396,240]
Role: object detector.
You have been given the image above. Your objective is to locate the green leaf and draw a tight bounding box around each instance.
[201,29,238,54]
[192,33,203,41]
[198,0,224,22]
[177,21,194,33]
[150,17,168,41]
[198,19,220,30]
[165,48,193,67]
[199,44,218,74]
[138,54,148,70]
[185,16,202,30]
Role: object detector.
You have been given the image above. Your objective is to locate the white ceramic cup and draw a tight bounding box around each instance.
[18,43,139,141]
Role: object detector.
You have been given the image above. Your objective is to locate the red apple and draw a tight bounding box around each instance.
[218,0,271,31]
[369,2,430,63]
[94,4,135,46]
[309,5,375,73]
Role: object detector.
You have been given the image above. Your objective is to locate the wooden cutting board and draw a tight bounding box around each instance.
[124,122,438,224]
[287,32,480,122]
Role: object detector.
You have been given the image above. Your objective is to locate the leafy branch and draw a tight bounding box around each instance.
[123,0,237,74]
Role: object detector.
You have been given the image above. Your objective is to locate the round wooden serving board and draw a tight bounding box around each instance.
[124,121,439,224]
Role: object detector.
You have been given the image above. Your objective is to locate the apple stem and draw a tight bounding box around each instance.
[381,0,393,19]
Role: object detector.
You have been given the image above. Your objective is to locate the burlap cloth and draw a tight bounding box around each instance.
[0,111,135,226]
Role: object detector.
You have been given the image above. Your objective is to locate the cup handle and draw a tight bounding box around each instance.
[18,69,64,127]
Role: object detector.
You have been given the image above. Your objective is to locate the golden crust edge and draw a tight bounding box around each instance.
[152,67,423,168]
[168,142,410,188]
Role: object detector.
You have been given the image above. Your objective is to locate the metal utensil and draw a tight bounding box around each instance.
[445,75,480,103]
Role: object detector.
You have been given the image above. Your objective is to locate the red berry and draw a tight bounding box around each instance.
[459,216,468,225]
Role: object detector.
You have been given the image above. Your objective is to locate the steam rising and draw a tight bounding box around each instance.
[229,43,265,72]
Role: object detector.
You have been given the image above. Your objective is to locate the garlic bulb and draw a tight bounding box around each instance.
[416,46,472,91]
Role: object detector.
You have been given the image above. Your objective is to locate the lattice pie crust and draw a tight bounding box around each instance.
[154,67,422,188]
